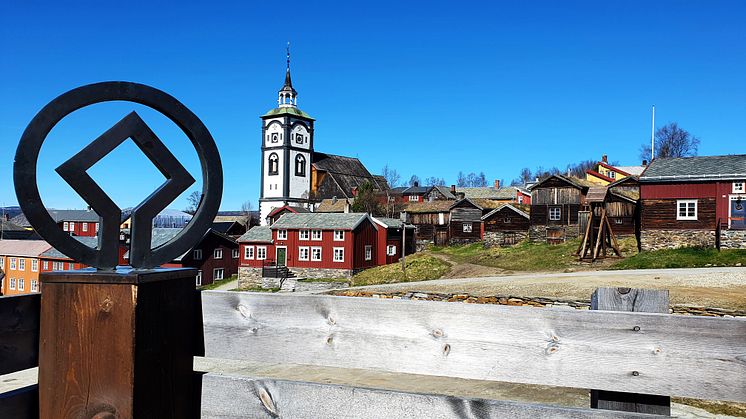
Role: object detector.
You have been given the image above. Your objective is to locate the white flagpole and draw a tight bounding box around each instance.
[651,105,655,161]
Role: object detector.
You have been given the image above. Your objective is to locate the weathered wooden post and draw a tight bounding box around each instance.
[590,287,671,415]
[13,82,223,418]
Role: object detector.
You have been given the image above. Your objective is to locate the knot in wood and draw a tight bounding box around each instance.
[631,370,640,377]
[442,343,451,357]
[100,297,114,313]
[545,343,560,355]
[431,328,444,338]
[327,315,336,325]
[617,287,632,295]
[632,326,641,332]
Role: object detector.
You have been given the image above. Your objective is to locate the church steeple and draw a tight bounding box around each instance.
[278,42,298,108]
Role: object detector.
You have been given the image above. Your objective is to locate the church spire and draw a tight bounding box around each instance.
[278,42,297,108]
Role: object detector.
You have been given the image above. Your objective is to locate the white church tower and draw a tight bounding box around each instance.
[259,46,315,225]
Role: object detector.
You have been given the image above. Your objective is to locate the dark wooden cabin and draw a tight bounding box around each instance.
[529,175,592,243]
[402,201,452,245]
[449,199,483,244]
[481,204,531,246]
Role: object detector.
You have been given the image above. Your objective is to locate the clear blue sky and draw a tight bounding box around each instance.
[1,1,744,211]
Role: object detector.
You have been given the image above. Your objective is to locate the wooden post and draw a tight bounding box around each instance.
[590,287,671,415]
[38,268,199,419]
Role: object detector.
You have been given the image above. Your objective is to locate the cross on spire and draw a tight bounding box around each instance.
[278,41,297,107]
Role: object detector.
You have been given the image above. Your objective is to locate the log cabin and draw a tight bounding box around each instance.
[529,175,594,243]
[448,199,485,244]
[402,201,452,245]
[481,204,531,247]
[639,154,746,250]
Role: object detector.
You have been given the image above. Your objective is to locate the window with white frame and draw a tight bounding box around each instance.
[734,182,745,194]
[19,259,25,271]
[95,223,99,232]
[608,171,616,179]
[549,207,561,221]
[43,260,49,270]
[0,258,4,270]
[311,246,322,261]
[10,258,16,270]
[194,249,203,260]
[63,222,69,231]
[68,263,74,270]
[277,230,287,240]
[213,268,224,281]
[387,245,397,256]
[31,280,39,292]
[69,222,75,231]
[298,246,310,261]
[82,222,88,232]
[18,278,24,291]
[311,230,322,240]
[365,245,372,261]
[196,271,202,286]
[517,195,523,204]
[677,200,697,220]
[10,278,16,290]
[409,195,420,202]
[53,261,63,270]
[32,260,38,272]
[256,246,267,260]
[334,230,345,241]
[232,248,239,259]
[214,248,223,259]
[244,246,254,259]
[299,230,310,240]
[333,247,345,262]
[463,222,472,233]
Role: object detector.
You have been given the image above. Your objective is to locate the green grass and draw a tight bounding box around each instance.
[431,240,583,272]
[300,277,351,283]
[198,274,237,291]
[609,247,746,270]
[351,254,452,287]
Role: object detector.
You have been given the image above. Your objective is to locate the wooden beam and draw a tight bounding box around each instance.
[577,210,593,257]
[593,208,606,260]
[0,294,40,375]
[0,384,38,419]
[591,288,671,415]
[604,216,622,257]
[199,373,654,419]
[201,291,746,402]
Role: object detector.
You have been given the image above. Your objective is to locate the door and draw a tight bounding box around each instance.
[276,247,287,266]
[732,198,746,230]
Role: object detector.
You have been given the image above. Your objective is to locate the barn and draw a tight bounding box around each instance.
[481,204,531,247]
[529,175,593,243]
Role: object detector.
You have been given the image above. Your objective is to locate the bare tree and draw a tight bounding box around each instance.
[641,122,700,160]
[424,176,445,186]
[457,171,467,187]
[185,190,201,214]
[566,159,596,177]
[408,175,421,186]
[381,164,401,188]
[240,201,255,227]
[477,172,487,187]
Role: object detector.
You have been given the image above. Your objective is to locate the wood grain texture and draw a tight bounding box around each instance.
[0,294,40,375]
[199,373,655,419]
[591,288,671,415]
[201,291,746,402]
[0,384,38,419]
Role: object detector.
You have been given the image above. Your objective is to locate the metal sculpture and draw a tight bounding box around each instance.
[13,82,223,269]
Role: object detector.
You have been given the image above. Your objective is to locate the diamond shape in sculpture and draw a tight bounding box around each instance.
[56,111,195,268]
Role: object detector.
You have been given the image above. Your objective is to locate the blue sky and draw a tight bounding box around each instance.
[1,1,745,211]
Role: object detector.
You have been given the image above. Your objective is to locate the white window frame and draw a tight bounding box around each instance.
[43,260,49,270]
[244,246,254,260]
[82,222,88,232]
[18,278,24,291]
[549,207,561,221]
[0,257,4,270]
[232,248,239,259]
[69,222,75,231]
[734,182,745,194]
[10,257,17,270]
[365,245,372,261]
[256,246,267,260]
[32,259,38,272]
[10,278,16,290]
[299,230,310,240]
[463,222,472,233]
[311,246,322,261]
[334,230,345,241]
[31,280,39,293]
[333,247,345,263]
[277,230,288,240]
[18,259,25,271]
[298,246,310,261]
[214,248,223,259]
[95,223,99,232]
[677,200,698,220]
[63,221,69,231]
[68,263,74,270]
[387,245,397,256]
[193,249,203,260]
[311,230,322,241]
[196,270,202,286]
[213,268,225,281]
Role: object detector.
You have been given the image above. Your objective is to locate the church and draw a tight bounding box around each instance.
[258,53,387,224]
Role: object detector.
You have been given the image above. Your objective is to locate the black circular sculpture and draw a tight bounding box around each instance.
[14,82,223,269]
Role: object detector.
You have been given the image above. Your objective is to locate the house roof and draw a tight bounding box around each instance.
[401,185,431,195]
[586,169,615,183]
[607,175,640,188]
[40,236,99,259]
[427,185,456,200]
[267,205,310,219]
[529,174,595,190]
[403,201,453,213]
[238,226,273,243]
[270,213,370,231]
[316,198,353,213]
[481,204,530,221]
[640,154,746,182]
[597,161,632,177]
[470,199,505,210]
[261,106,314,120]
[460,187,516,200]
[614,165,646,176]
[609,189,640,202]
[0,240,52,258]
[11,209,100,227]
[211,221,242,234]
[312,152,387,198]
[586,186,609,203]
[371,217,414,229]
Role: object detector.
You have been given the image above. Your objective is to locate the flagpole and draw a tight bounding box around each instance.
[651,105,655,161]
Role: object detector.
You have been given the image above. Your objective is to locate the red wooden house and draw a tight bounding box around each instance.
[12,209,100,237]
[370,217,416,266]
[639,155,746,250]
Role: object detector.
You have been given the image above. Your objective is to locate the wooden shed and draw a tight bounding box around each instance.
[402,201,452,245]
[449,199,484,244]
[529,175,592,243]
[481,204,530,246]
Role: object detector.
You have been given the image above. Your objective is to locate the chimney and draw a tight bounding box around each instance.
[602,154,608,163]
[642,159,648,166]
[413,181,419,187]
[450,184,456,193]
[494,179,500,189]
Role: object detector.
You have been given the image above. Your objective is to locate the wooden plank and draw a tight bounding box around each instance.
[0,384,38,419]
[591,288,671,415]
[201,291,746,403]
[199,373,656,419]
[0,294,40,375]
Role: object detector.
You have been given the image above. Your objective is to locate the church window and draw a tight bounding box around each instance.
[268,153,279,175]
[295,155,306,177]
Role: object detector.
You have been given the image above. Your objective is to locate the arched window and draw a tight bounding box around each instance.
[268,153,279,176]
[295,154,306,177]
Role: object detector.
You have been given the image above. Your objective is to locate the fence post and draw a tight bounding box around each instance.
[590,287,671,415]
[38,268,199,418]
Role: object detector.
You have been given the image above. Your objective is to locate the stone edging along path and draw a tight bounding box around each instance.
[331,290,746,318]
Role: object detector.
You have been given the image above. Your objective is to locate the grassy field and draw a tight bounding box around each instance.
[610,247,746,270]
[198,274,237,291]
[430,240,585,272]
[351,254,451,287]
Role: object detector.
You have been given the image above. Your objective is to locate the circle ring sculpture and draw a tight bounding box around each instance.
[13,81,223,269]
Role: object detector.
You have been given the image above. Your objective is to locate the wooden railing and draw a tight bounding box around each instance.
[2,287,745,418]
